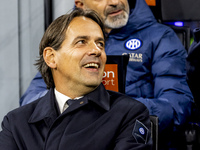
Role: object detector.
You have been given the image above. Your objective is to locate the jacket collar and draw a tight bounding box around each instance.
[28,84,110,124]
[28,88,59,124]
[86,83,110,111]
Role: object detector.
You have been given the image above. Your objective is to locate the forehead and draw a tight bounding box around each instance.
[66,16,104,37]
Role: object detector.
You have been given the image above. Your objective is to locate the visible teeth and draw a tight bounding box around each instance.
[84,63,99,68]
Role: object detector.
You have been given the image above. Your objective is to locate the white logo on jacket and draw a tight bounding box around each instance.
[125,39,142,50]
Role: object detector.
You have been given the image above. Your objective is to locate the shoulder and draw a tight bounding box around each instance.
[5,99,39,121]
[107,90,148,112]
[144,23,175,40]
[107,90,150,130]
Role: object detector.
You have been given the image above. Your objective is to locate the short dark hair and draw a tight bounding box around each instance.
[35,8,105,89]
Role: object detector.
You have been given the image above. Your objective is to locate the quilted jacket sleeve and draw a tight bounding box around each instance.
[136,27,193,131]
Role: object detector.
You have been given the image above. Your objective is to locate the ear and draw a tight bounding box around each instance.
[75,0,84,8]
[43,47,57,69]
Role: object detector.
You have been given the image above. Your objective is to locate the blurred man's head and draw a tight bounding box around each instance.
[75,0,130,33]
[36,8,106,98]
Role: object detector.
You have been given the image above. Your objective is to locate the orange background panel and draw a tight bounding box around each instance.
[145,0,156,6]
[102,64,119,92]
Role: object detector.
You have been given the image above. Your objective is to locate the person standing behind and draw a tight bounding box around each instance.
[0,8,152,150]
[20,0,193,148]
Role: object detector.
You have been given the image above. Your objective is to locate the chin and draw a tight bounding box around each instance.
[85,81,101,88]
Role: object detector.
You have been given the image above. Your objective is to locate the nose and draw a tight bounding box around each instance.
[108,0,120,6]
[88,43,102,57]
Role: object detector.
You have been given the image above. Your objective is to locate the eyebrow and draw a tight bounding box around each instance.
[73,36,89,43]
[73,36,105,43]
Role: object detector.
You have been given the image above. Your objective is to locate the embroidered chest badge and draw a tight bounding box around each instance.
[125,39,142,50]
[132,119,149,144]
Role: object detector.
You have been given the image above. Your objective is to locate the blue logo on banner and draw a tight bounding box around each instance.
[125,39,142,50]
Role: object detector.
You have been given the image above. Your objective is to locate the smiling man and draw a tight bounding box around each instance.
[0,8,152,150]
[44,15,106,99]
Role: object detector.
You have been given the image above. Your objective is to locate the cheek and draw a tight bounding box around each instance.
[59,49,78,62]
[100,8,107,18]
[56,52,75,69]
[102,52,107,63]
[91,4,106,17]
[66,53,83,70]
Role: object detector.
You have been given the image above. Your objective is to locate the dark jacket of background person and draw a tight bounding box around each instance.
[20,0,193,148]
[186,28,200,150]
[186,28,200,108]
[0,84,152,150]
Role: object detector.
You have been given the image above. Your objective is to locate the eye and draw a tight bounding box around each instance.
[97,41,105,49]
[76,40,86,45]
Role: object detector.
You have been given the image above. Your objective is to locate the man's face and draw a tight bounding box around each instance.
[76,0,130,31]
[53,16,106,92]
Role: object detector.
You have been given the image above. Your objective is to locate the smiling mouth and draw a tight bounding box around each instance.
[83,63,100,69]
